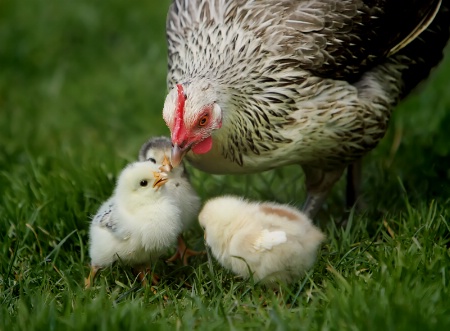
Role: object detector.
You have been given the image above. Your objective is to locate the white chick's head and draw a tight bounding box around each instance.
[114,161,163,208]
[138,136,171,163]
[139,136,187,178]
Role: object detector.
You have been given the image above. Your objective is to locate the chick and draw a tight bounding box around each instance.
[85,160,182,288]
[139,136,203,265]
[198,196,325,284]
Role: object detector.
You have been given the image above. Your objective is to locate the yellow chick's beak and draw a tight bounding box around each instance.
[152,155,173,190]
[152,171,168,190]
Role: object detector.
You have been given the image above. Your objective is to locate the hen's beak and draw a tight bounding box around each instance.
[171,143,190,167]
[152,155,173,190]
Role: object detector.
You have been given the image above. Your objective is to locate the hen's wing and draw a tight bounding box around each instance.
[166,0,442,84]
[253,0,442,80]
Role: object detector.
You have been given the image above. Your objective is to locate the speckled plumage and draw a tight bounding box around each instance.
[164,0,450,215]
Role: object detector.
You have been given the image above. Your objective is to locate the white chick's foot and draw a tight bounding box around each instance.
[132,267,160,287]
[133,267,169,299]
[84,265,100,289]
[166,235,205,266]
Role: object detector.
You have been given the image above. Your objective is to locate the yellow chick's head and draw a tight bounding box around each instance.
[114,161,165,207]
[198,195,245,230]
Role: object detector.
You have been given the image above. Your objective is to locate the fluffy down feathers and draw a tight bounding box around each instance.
[199,196,325,284]
[139,136,200,232]
[88,161,183,269]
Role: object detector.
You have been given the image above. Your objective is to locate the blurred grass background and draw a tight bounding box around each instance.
[1,0,449,330]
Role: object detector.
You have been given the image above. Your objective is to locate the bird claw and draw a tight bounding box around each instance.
[84,265,100,289]
[133,267,160,286]
[166,235,206,266]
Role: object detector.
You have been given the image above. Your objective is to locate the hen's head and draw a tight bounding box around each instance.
[162,80,222,167]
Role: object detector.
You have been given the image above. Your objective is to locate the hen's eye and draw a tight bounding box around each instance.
[199,115,209,126]
[147,157,156,164]
[140,180,148,187]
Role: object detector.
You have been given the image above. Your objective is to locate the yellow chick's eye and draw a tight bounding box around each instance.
[140,180,148,187]
[198,115,209,127]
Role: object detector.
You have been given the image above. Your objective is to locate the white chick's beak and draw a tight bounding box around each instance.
[152,155,173,190]
[159,154,173,173]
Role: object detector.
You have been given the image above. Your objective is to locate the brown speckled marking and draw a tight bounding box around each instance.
[260,205,299,221]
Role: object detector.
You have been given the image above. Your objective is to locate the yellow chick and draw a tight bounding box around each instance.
[139,136,203,265]
[85,160,182,288]
[198,196,325,284]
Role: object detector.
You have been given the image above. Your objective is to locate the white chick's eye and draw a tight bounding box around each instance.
[147,157,156,164]
[140,180,148,187]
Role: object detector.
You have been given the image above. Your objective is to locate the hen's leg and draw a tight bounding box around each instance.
[346,159,361,209]
[302,166,345,218]
[166,235,205,266]
[346,159,368,211]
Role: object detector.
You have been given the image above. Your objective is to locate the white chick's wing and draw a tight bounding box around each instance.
[92,199,130,240]
[252,229,287,252]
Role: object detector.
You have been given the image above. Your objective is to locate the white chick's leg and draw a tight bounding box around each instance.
[166,235,205,266]
[132,266,163,297]
[84,265,100,289]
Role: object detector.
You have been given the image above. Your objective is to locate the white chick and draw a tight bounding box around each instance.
[138,136,202,265]
[85,160,182,288]
[198,196,325,284]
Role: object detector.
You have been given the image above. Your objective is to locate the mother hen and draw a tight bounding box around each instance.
[162,0,450,217]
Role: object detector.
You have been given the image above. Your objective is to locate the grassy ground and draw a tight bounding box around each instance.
[1,1,449,330]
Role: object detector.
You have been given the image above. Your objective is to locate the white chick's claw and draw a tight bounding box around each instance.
[85,160,183,289]
[199,196,325,284]
[139,136,203,265]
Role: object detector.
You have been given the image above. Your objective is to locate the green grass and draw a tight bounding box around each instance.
[1,1,450,330]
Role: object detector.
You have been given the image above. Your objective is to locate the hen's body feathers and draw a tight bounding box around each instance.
[163,0,450,216]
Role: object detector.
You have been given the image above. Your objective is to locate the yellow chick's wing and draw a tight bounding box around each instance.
[91,198,130,241]
[252,229,287,252]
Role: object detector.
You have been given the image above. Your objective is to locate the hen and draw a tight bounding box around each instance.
[162,0,450,217]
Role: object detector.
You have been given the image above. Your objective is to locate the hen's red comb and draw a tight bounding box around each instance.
[173,84,187,143]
